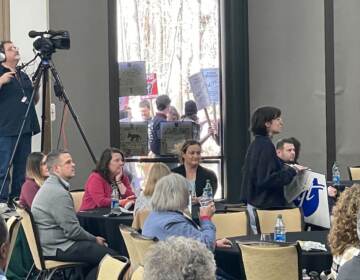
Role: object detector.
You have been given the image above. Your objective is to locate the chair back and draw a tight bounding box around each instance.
[239,243,301,280]
[16,207,45,271]
[130,232,157,266]
[5,216,22,272]
[132,209,150,230]
[254,208,303,234]
[348,166,360,180]
[119,225,141,267]
[70,190,85,212]
[96,254,130,280]
[131,265,144,280]
[212,211,248,239]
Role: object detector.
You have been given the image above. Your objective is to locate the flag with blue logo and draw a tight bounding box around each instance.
[293,171,330,228]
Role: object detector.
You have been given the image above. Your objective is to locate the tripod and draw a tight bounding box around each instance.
[0,54,97,202]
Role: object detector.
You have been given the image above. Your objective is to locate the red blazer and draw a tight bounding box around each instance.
[79,171,134,211]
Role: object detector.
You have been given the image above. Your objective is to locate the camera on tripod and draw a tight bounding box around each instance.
[28,30,70,59]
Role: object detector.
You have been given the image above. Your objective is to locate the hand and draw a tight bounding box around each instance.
[95,236,107,246]
[216,238,232,248]
[0,71,15,86]
[199,202,215,217]
[327,186,337,198]
[115,169,123,182]
[292,164,308,173]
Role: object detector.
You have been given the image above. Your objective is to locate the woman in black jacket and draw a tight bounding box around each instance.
[172,140,217,202]
[241,106,306,232]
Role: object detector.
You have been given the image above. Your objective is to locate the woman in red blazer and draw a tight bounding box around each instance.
[80,148,135,211]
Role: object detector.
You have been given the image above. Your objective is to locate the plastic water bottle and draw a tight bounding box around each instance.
[332,162,341,186]
[274,214,286,242]
[302,269,310,280]
[111,188,119,209]
[200,180,213,207]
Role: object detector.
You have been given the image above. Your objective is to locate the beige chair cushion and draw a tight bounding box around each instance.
[212,212,248,239]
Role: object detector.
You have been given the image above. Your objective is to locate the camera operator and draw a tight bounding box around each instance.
[0,40,40,205]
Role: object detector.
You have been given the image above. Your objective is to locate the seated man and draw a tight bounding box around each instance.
[276,138,296,164]
[31,150,116,278]
[144,236,216,280]
[337,211,360,280]
[0,216,9,280]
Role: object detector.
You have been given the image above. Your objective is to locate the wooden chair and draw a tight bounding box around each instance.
[96,254,130,280]
[347,166,360,180]
[119,225,141,268]
[130,232,157,266]
[131,265,144,280]
[5,216,22,272]
[238,243,302,280]
[69,190,85,212]
[131,209,150,231]
[254,208,303,234]
[212,211,249,239]
[16,206,84,279]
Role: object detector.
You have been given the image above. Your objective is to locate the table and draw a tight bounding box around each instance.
[77,208,133,255]
[215,231,332,280]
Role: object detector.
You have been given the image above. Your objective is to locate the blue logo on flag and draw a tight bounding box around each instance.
[294,178,325,217]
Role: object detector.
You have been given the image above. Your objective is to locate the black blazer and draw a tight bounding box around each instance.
[172,164,218,197]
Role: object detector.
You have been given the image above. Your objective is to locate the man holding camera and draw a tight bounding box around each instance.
[0,40,40,204]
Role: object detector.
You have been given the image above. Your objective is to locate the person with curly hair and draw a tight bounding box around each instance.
[143,236,216,280]
[328,185,360,279]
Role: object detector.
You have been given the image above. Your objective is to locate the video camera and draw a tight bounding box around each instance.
[28,30,70,59]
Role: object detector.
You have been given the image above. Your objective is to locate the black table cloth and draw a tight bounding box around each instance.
[215,230,332,280]
[77,208,133,255]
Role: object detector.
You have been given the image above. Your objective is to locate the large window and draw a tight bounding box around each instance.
[117,0,222,197]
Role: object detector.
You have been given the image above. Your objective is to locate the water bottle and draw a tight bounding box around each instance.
[332,162,341,186]
[302,269,310,280]
[200,180,213,207]
[111,188,119,209]
[274,214,286,242]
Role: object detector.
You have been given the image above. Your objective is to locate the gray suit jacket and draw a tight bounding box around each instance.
[32,174,96,256]
[337,254,360,280]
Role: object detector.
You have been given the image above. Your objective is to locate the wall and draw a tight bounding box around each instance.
[248,0,327,174]
[48,0,111,189]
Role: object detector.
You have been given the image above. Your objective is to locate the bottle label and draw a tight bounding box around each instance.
[111,199,119,209]
[274,232,286,242]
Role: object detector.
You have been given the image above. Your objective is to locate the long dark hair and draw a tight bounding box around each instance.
[94,148,124,183]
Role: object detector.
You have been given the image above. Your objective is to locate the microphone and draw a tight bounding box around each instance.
[0,52,5,63]
[28,30,66,38]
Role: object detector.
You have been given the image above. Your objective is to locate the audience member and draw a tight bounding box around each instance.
[180,100,202,141]
[276,138,296,164]
[139,99,152,122]
[288,137,301,164]
[134,163,170,214]
[142,173,231,250]
[328,186,360,279]
[172,140,218,201]
[80,148,135,211]
[337,209,360,280]
[144,236,216,280]
[167,106,180,121]
[150,95,171,155]
[0,40,40,204]
[19,152,49,209]
[0,216,9,280]
[240,107,306,232]
[31,150,116,279]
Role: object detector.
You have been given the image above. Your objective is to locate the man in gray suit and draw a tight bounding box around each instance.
[31,150,116,276]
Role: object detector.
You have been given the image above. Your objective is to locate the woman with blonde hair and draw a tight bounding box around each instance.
[134,162,171,214]
[328,185,360,279]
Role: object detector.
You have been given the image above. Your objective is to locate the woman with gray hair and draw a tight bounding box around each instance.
[142,173,231,250]
[144,236,216,280]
